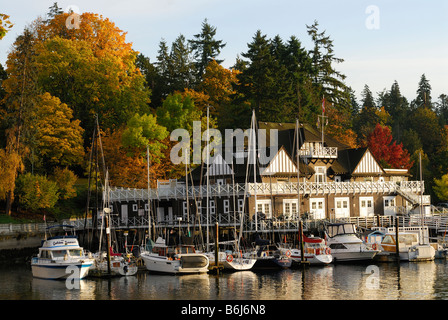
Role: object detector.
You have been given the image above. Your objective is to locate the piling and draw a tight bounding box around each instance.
[299,220,310,266]
[395,216,400,258]
[210,222,224,275]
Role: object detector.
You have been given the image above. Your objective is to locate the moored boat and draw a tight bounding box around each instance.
[325,223,379,262]
[379,232,435,262]
[279,234,333,265]
[140,237,209,274]
[31,226,93,280]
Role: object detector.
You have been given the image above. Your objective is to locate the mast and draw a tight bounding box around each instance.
[419,151,424,245]
[252,109,258,232]
[206,105,210,252]
[147,146,152,241]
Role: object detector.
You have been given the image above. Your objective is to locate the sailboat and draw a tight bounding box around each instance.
[84,119,137,277]
[203,121,257,271]
[139,147,209,275]
[241,110,292,269]
[89,173,138,277]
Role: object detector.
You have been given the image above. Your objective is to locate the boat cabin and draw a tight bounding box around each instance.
[326,223,357,238]
[381,233,419,253]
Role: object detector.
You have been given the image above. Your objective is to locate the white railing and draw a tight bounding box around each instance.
[299,146,338,159]
[108,180,425,202]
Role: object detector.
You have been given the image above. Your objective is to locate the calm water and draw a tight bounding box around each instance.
[2,260,448,301]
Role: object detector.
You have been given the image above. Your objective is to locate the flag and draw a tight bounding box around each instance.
[322,97,325,114]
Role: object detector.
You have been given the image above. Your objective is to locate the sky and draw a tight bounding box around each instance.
[1,0,447,103]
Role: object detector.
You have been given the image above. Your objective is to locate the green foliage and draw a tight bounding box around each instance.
[121,113,168,159]
[15,173,59,211]
[51,167,78,200]
[434,174,448,201]
[156,93,202,133]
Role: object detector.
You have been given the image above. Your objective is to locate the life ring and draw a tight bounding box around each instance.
[226,254,234,263]
[372,243,378,250]
[325,248,330,255]
[285,250,291,258]
[316,248,320,255]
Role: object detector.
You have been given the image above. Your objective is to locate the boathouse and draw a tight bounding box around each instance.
[106,121,429,236]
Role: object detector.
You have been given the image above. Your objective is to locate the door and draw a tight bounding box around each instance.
[383,196,396,216]
[310,198,325,219]
[359,197,374,217]
[157,207,164,223]
[334,197,350,218]
[121,204,128,224]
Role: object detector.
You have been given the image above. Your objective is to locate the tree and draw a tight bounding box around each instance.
[0,13,13,40]
[15,173,59,211]
[238,30,277,120]
[353,85,381,146]
[156,93,203,133]
[51,167,78,200]
[379,81,409,142]
[170,34,196,91]
[412,74,432,109]
[34,36,150,142]
[306,20,350,110]
[33,92,85,168]
[121,113,168,159]
[189,19,226,78]
[434,173,448,202]
[367,123,413,169]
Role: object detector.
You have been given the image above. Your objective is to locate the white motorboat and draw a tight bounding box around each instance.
[207,251,257,271]
[279,234,333,265]
[31,226,93,280]
[379,232,435,262]
[325,223,379,262]
[205,240,257,271]
[140,237,209,274]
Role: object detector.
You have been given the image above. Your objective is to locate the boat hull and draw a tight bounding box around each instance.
[331,250,378,262]
[252,256,292,270]
[141,253,209,274]
[31,260,93,280]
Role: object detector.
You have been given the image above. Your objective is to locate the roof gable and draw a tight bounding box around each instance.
[260,146,297,175]
[352,149,385,175]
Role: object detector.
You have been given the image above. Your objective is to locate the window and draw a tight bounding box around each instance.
[283,199,298,218]
[132,204,138,212]
[256,199,272,219]
[223,199,230,214]
[238,199,244,213]
[315,167,326,183]
[182,201,188,217]
[209,200,215,215]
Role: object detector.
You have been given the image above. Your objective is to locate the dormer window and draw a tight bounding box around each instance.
[315,166,326,183]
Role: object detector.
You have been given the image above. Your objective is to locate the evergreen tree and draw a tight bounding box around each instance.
[189,19,226,79]
[379,81,409,142]
[306,20,350,110]
[170,34,196,91]
[412,74,432,109]
[353,85,380,146]
[238,30,277,120]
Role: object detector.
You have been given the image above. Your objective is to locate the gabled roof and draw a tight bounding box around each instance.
[258,121,350,157]
[330,147,385,176]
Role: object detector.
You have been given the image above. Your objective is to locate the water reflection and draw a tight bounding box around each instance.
[1,260,448,300]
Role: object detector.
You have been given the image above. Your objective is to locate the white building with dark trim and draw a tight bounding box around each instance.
[106,122,429,238]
